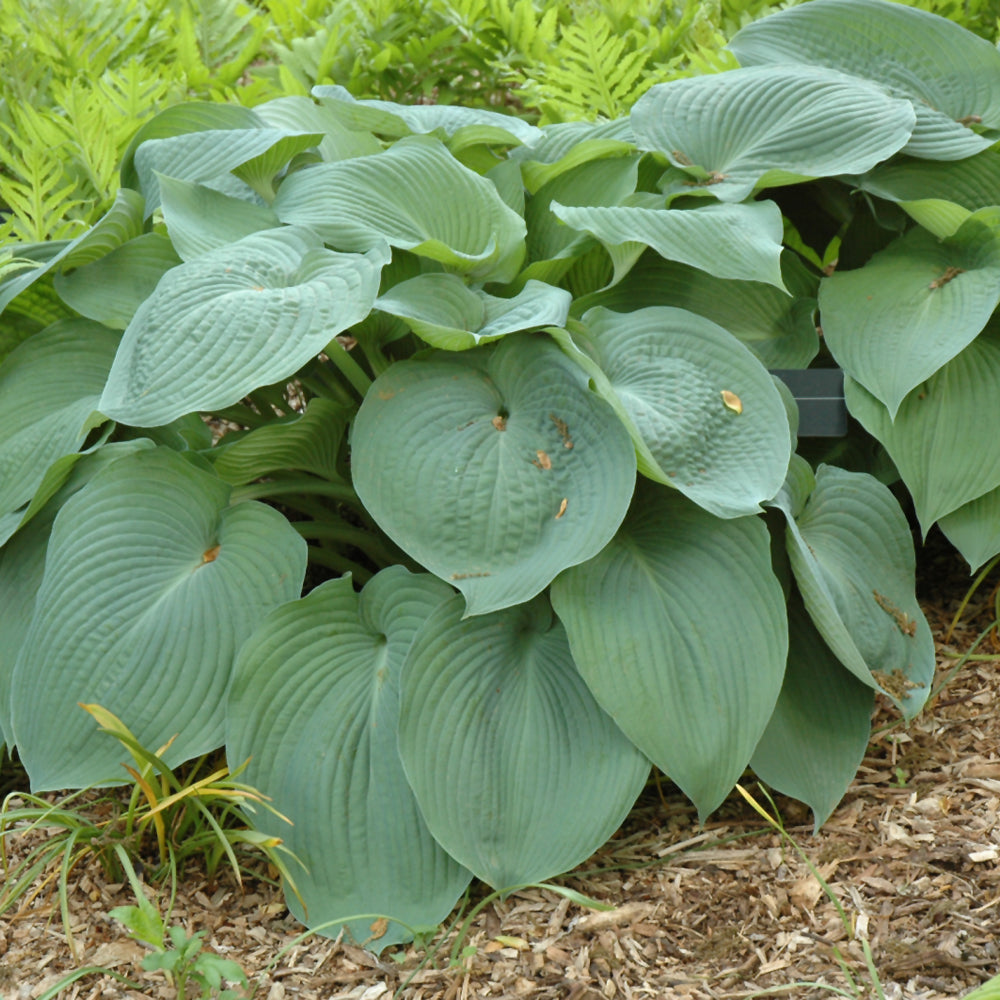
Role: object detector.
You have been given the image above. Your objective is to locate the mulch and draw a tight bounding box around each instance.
[2,530,999,1000]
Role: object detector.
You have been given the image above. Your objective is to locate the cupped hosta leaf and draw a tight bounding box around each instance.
[750,590,875,830]
[99,227,384,427]
[768,461,933,718]
[0,441,154,747]
[159,176,280,261]
[631,65,914,203]
[274,136,527,284]
[939,487,1000,573]
[227,569,470,949]
[844,325,1000,528]
[551,199,786,289]
[0,189,145,317]
[54,234,182,330]
[398,593,650,888]
[212,398,349,486]
[728,0,1000,160]
[351,334,636,615]
[573,251,819,369]
[819,210,1000,417]
[134,129,322,213]
[0,320,118,523]
[550,482,787,819]
[11,448,306,790]
[253,96,383,163]
[313,85,542,147]
[555,306,790,518]
[374,274,572,351]
[856,149,1000,237]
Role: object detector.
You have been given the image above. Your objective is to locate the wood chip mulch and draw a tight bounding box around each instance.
[2,535,999,1000]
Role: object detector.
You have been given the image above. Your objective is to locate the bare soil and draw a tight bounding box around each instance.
[2,536,998,1000]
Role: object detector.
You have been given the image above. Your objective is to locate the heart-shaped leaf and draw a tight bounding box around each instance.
[728,0,1000,160]
[100,227,384,427]
[227,569,470,949]
[819,210,1000,417]
[398,593,650,889]
[551,199,786,289]
[351,334,637,615]
[768,460,933,718]
[375,274,572,351]
[554,306,790,518]
[274,136,527,283]
[11,448,306,790]
[750,591,875,829]
[551,481,787,820]
[939,487,1000,572]
[631,65,914,203]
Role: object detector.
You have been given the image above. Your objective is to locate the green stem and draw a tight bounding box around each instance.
[208,404,273,429]
[306,546,373,583]
[299,373,357,409]
[324,336,373,398]
[293,521,396,567]
[230,477,359,506]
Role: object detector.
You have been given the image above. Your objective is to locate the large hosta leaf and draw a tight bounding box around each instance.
[0,442,154,747]
[728,0,1000,160]
[550,482,787,819]
[11,448,306,790]
[351,334,636,615]
[274,136,527,283]
[573,252,819,369]
[0,320,118,528]
[845,325,1000,528]
[857,149,1000,238]
[769,460,933,718]
[939,487,1000,573]
[750,591,875,829]
[227,569,470,949]
[631,65,914,203]
[398,593,649,889]
[554,306,790,517]
[819,210,1000,417]
[99,227,384,427]
[551,199,786,289]
[374,274,572,351]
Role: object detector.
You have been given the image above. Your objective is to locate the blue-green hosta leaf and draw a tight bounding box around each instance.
[11,448,306,790]
[374,274,571,351]
[0,320,118,526]
[728,0,1000,161]
[631,65,914,203]
[54,234,182,330]
[551,200,786,289]
[520,155,640,287]
[313,85,542,147]
[398,593,650,889]
[572,252,819,369]
[159,176,281,261]
[211,398,349,486]
[819,210,1000,418]
[253,95,384,162]
[768,462,933,718]
[555,307,790,517]
[0,190,145,317]
[351,335,637,616]
[844,325,1000,528]
[939,487,1000,573]
[750,591,875,830]
[99,227,384,427]
[227,569,469,949]
[274,136,527,283]
[510,119,636,193]
[551,482,787,819]
[0,441,154,746]
[135,129,322,213]
[856,149,1000,238]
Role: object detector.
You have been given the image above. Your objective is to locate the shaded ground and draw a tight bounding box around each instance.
[2,537,999,1000]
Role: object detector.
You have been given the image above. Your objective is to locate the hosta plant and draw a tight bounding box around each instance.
[2,0,997,951]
